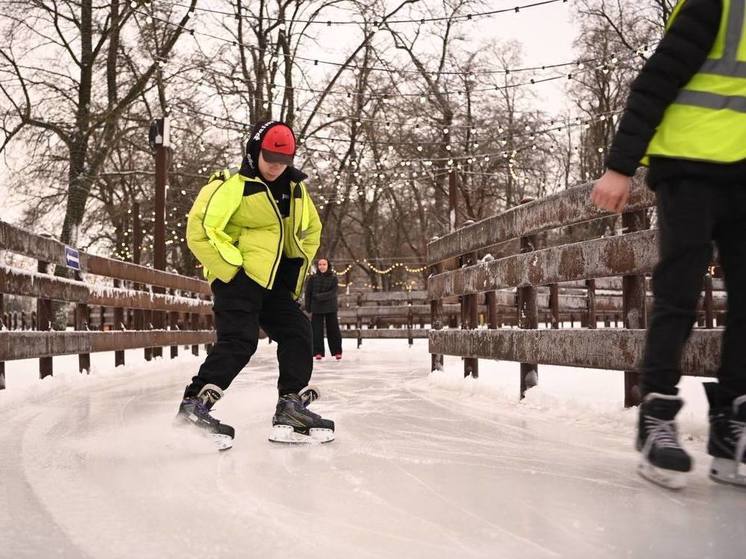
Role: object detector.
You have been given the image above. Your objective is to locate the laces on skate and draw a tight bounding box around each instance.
[642,416,681,449]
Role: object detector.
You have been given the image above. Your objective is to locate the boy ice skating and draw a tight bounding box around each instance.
[175,120,334,449]
[305,258,342,360]
[592,0,746,488]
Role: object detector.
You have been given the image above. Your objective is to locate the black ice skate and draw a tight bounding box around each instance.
[175,384,235,451]
[636,393,693,489]
[269,391,334,444]
[704,383,746,487]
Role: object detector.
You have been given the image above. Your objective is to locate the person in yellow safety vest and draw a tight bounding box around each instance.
[174,120,335,448]
[593,0,746,489]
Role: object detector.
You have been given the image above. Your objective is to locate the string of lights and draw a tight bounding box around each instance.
[169,99,620,144]
[191,41,629,83]
[337,280,420,290]
[163,38,652,125]
[166,0,569,32]
[181,51,639,101]
[325,261,428,276]
[167,102,621,170]
[134,3,639,85]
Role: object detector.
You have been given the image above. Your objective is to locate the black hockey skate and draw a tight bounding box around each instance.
[269,390,334,444]
[636,393,693,489]
[704,383,746,487]
[175,384,235,451]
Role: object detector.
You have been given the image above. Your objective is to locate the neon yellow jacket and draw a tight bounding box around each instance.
[186,168,322,299]
[645,0,746,164]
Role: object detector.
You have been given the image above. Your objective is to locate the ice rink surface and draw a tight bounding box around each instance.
[1,339,743,559]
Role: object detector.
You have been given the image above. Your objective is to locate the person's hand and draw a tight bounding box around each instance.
[591,170,632,213]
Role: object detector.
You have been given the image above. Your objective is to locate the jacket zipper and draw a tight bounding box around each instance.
[289,182,310,295]
[262,185,284,289]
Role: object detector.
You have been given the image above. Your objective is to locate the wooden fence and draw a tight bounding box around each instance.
[427,176,724,406]
[0,220,215,389]
[336,291,431,347]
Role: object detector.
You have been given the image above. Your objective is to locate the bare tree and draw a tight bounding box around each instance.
[0,0,196,246]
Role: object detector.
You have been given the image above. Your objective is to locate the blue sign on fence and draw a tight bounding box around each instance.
[65,246,80,271]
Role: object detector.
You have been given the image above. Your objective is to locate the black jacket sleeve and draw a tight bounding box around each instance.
[606,0,722,176]
[314,276,338,302]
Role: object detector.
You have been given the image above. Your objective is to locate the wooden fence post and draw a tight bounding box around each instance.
[622,210,649,408]
[356,307,363,349]
[518,198,538,398]
[430,260,444,372]
[549,284,560,329]
[170,306,179,359]
[153,307,164,358]
[144,307,153,361]
[486,290,498,331]
[407,302,414,347]
[190,309,199,356]
[463,251,479,379]
[113,279,125,367]
[37,258,53,380]
[75,303,91,373]
[586,279,597,330]
[73,270,91,374]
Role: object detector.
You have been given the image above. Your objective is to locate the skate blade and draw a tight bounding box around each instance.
[637,461,687,490]
[268,425,335,444]
[709,458,746,487]
[212,434,234,451]
[171,422,233,452]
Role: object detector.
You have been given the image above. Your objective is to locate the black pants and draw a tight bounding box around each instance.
[311,312,342,356]
[186,270,313,397]
[641,178,746,401]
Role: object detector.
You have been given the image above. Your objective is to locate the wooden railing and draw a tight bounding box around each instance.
[427,176,724,406]
[336,291,431,346]
[0,220,215,389]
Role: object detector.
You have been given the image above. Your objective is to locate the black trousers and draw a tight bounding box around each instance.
[311,312,342,356]
[186,270,313,397]
[641,178,746,402]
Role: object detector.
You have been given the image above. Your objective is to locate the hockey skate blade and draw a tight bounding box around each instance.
[709,458,746,487]
[637,461,687,490]
[212,433,234,451]
[268,425,335,444]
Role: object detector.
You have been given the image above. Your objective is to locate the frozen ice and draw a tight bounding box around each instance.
[0,340,743,558]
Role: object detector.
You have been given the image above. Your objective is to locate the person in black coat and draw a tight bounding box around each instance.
[592,0,746,489]
[305,258,342,359]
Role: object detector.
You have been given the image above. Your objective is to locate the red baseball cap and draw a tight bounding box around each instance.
[261,124,296,166]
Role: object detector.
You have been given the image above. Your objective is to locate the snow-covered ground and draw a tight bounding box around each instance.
[0,339,743,559]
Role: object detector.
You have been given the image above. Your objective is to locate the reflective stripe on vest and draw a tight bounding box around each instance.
[645,0,746,163]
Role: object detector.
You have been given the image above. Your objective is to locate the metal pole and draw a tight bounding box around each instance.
[151,117,170,359]
[448,169,457,232]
